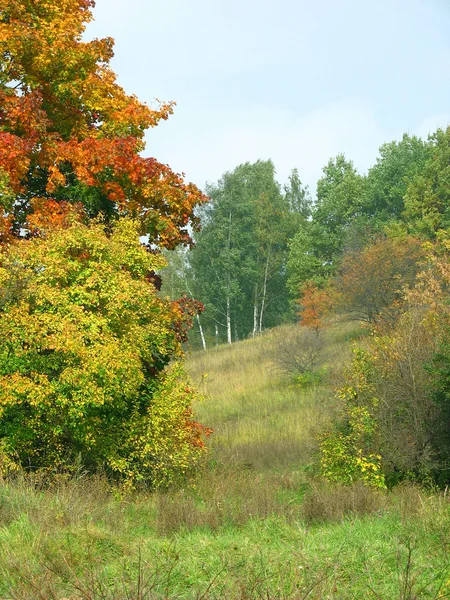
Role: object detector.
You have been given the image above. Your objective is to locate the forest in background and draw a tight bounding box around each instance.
[164,126,449,349]
[164,125,450,491]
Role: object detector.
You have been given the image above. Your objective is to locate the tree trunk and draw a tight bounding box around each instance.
[215,324,219,345]
[183,274,206,351]
[252,285,259,337]
[226,295,232,344]
[259,252,270,333]
[196,313,207,351]
[226,209,233,345]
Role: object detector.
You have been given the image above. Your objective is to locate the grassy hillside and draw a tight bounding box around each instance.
[1,323,449,599]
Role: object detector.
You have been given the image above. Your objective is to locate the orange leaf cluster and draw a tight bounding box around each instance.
[0,0,207,246]
[297,281,331,331]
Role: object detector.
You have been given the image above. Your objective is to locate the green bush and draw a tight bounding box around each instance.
[0,219,209,487]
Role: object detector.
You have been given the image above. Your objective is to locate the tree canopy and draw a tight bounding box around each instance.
[0,218,210,484]
[0,0,207,246]
[184,160,301,344]
[0,0,210,485]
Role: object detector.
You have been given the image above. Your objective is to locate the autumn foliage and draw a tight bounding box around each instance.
[0,1,211,485]
[0,0,207,246]
[321,237,450,488]
[333,235,424,324]
[297,281,331,332]
[0,219,210,485]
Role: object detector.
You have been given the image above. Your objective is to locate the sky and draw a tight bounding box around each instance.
[85,0,450,194]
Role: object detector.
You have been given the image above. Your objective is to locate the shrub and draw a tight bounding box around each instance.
[320,251,447,488]
[0,218,210,487]
[319,348,387,489]
[273,326,326,377]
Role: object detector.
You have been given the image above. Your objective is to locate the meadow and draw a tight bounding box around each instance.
[1,323,449,599]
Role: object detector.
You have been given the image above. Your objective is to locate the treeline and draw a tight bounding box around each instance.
[162,125,450,489]
[162,126,449,348]
[162,161,311,346]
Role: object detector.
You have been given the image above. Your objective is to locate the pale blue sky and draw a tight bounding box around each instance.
[86,0,450,193]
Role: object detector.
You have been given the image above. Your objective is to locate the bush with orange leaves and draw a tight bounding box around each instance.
[297,281,332,333]
[273,283,331,383]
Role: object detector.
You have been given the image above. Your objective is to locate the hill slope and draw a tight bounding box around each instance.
[1,323,449,599]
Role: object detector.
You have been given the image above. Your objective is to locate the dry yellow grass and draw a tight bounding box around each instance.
[187,322,358,471]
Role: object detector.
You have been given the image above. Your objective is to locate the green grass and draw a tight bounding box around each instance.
[1,322,449,599]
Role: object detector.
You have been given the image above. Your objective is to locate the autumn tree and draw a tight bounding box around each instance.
[297,281,331,333]
[333,235,425,324]
[0,218,210,485]
[0,1,210,484]
[0,0,207,246]
[320,238,450,488]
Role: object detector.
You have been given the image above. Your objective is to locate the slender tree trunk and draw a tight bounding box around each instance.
[226,209,233,345]
[226,295,232,344]
[215,324,219,346]
[252,285,259,337]
[183,274,206,351]
[259,252,270,333]
[196,313,207,351]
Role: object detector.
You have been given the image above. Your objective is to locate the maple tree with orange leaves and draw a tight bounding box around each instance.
[0,0,207,246]
[0,1,211,486]
[297,281,331,333]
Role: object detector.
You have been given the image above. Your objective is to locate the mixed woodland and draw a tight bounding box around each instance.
[0,1,450,597]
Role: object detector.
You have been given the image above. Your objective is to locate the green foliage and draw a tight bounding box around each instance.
[286,129,445,303]
[190,160,298,342]
[365,133,430,222]
[428,334,450,480]
[320,348,386,489]
[315,154,366,241]
[293,369,325,388]
[286,154,367,298]
[0,219,208,486]
[286,221,332,295]
[284,167,312,219]
[404,127,450,236]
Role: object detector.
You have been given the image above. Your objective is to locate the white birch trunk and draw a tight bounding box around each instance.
[196,313,207,351]
[183,274,207,351]
[252,285,259,337]
[259,252,270,333]
[226,295,232,344]
[215,324,219,345]
[226,209,233,345]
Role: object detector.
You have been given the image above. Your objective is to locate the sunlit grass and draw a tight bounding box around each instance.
[188,323,351,470]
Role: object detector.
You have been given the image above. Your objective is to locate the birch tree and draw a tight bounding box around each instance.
[161,247,207,350]
[190,160,297,343]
